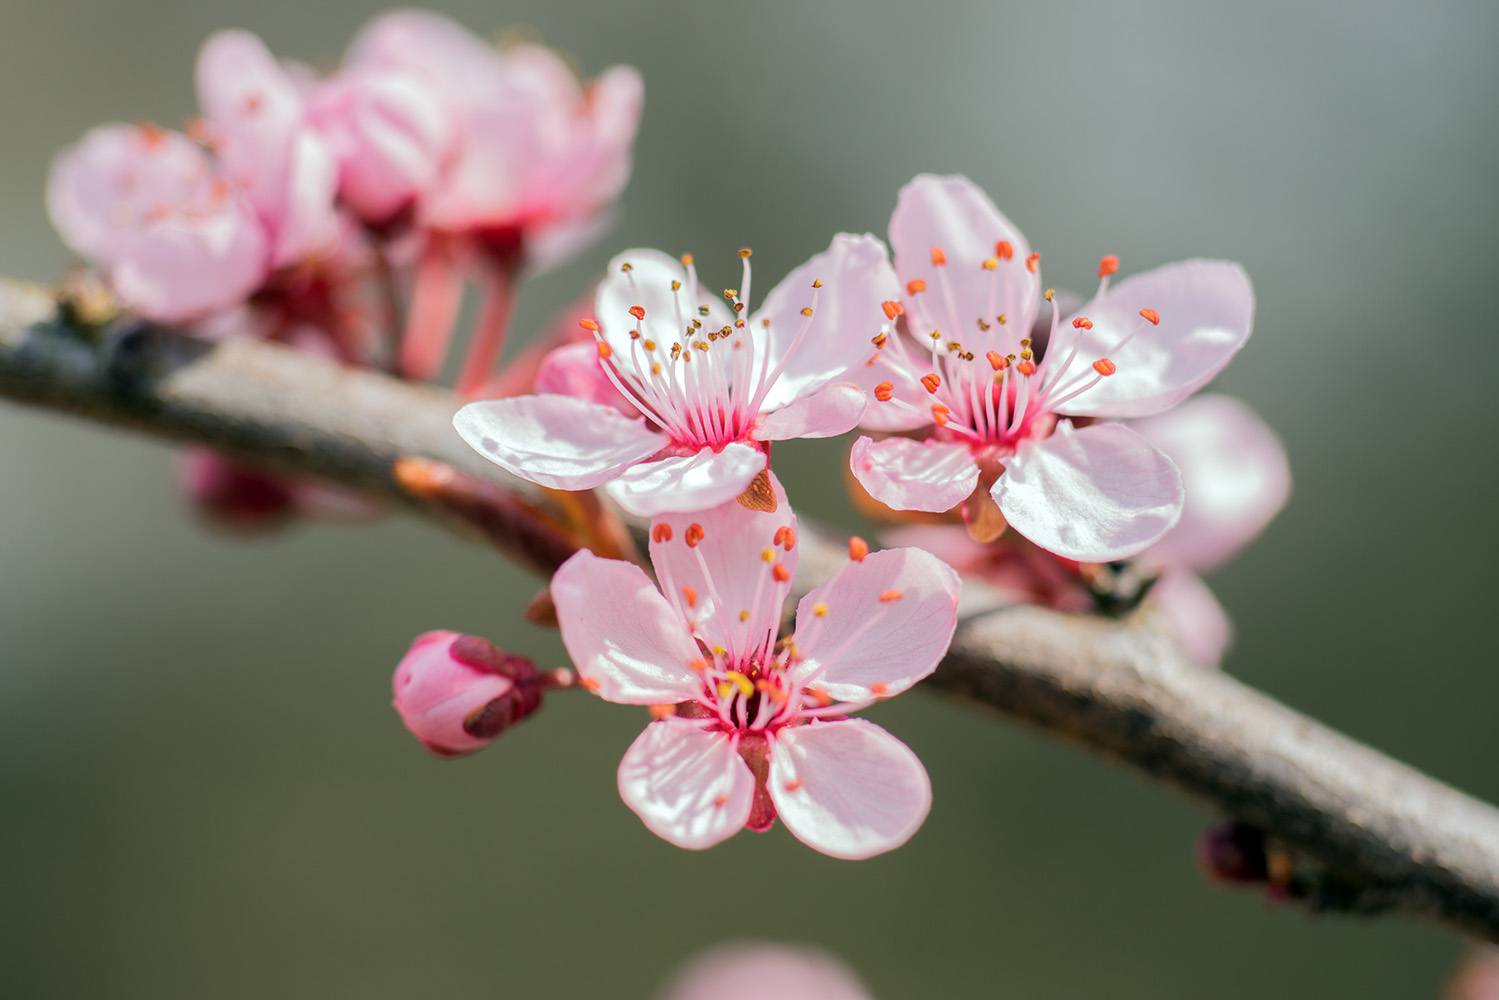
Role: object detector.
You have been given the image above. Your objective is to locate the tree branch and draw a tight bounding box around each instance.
[4,277,1497,941]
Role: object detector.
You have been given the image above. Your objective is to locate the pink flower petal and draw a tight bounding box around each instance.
[454,394,667,491]
[662,944,873,1000]
[768,719,932,860]
[534,341,632,413]
[648,472,795,657]
[267,129,340,268]
[754,382,867,441]
[888,174,1040,344]
[792,548,959,701]
[196,30,302,206]
[110,207,270,323]
[1052,260,1254,419]
[309,68,455,224]
[605,443,766,518]
[617,719,755,851]
[1151,569,1232,666]
[750,233,901,411]
[551,549,704,704]
[46,124,213,264]
[595,248,734,360]
[993,421,1184,562]
[347,9,503,101]
[1133,394,1291,573]
[849,435,978,513]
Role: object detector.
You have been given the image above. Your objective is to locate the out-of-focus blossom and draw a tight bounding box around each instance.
[848,173,1255,562]
[1447,948,1499,1000]
[660,943,874,1000]
[47,124,268,323]
[1133,394,1291,575]
[885,394,1289,665]
[342,10,644,391]
[391,630,547,757]
[345,9,641,264]
[550,475,958,858]
[456,238,885,516]
[180,447,381,533]
[46,30,343,326]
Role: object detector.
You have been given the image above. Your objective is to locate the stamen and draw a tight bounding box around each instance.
[628,305,645,320]
[848,536,869,562]
[685,523,705,547]
[682,585,698,608]
[1026,252,1041,273]
[651,523,672,543]
[773,564,791,583]
[1092,358,1117,376]
[874,382,894,402]
[921,373,942,393]
[907,279,927,294]
[578,318,600,333]
[1139,307,1161,325]
[995,240,1014,260]
[1072,317,1094,330]
[879,590,903,603]
[882,300,904,320]
[1098,254,1120,278]
[930,247,947,266]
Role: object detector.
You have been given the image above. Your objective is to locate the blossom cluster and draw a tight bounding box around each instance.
[48,10,640,526]
[49,10,1290,866]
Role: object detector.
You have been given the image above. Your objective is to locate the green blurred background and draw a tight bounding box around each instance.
[3,1,1496,996]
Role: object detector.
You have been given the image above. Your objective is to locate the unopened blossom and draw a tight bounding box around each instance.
[660,943,873,1000]
[457,237,890,516]
[344,9,643,389]
[848,174,1255,562]
[392,630,548,757]
[46,30,342,325]
[887,393,1289,665]
[550,476,958,857]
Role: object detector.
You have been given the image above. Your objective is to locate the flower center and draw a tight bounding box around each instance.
[868,251,1160,455]
[585,249,822,449]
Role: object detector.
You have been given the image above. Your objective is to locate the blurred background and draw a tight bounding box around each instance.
[2,0,1497,996]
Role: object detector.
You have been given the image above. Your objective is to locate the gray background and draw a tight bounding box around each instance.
[2,1,1496,996]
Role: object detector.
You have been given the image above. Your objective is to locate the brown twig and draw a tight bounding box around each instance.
[3,277,1497,940]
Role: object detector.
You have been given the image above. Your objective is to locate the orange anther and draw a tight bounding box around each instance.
[1139,307,1161,326]
[848,536,869,562]
[783,779,804,792]
[649,704,677,720]
[685,523,705,547]
[871,331,889,349]
[679,254,694,266]
[931,403,951,426]
[772,564,791,583]
[870,682,889,696]
[1025,252,1041,273]
[1098,254,1120,278]
[930,246,947,266]
[1072,316,1094,330]
[688,657,708,673]
[882,300,904,320]
[578,318,600,332]
[1016,360,1037,377]
[681,585,698,608]
[628,305,646,321]
[596,341,612,360]
[782,527,797,551]
[920,372,942,394]
[906,278,927,294]
[773,525,788,546]
[995,240,1014,260]
[651,523,673,543]
[878,590,904,603]
[712,794,729,807]
[580,676,601,692]
[1092,358,1117,376]
[986,350,1007,371]
[874,382,894,402]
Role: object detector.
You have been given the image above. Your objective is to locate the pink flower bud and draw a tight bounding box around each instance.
[391,631,543,757]
[179,447,297,531]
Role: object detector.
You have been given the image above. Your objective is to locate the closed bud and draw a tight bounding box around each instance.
[392,631,544,757]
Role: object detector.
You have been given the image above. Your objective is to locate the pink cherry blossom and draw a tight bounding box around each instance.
[886,393,1289,665]
[345,9,642,263]
[46,123,268,323]
[456,237,889,516]
[549,476,958,857]
[849,174,1255,562]
[194,30,340,270]
[343,10,643,391]
[660,943,873,1000]
[391,630,547,757]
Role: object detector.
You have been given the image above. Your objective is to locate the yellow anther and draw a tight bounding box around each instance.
[738,247,753,259]
[761,547,776,562]
[738,610,751,622]
[813,602,829,618]
[1043,288,1055,302]
[800,307,814,317]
